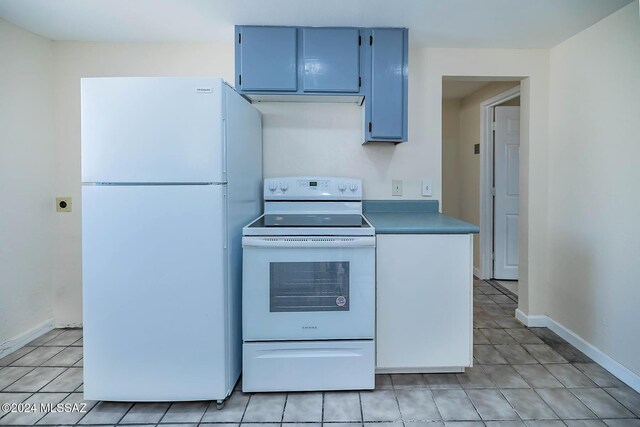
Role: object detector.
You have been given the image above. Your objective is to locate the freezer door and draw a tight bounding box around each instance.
[82,184,230,401]
[81,77,224,183]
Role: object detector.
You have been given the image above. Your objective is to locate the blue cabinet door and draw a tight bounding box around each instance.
[237,26,297,92]
[302,28,361,93]
[369,28,408,141]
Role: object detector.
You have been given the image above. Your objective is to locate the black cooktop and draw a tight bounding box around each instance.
[252,214,370,228]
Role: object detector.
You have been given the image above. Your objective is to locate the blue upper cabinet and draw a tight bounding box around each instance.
[236,26,297,92]
[365,28,408,142]
[302,28,360,93]
[234,26,408,143]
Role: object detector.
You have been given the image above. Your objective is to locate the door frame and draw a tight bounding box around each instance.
[478,85,520,280]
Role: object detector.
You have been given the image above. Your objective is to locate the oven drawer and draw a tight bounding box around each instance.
[242,340,374,392]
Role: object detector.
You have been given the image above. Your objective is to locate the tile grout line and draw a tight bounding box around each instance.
[196,400,210,426]
[239,393,251,424]
[114,401,135,425]
[601,387,640,418]
[281,393,288,424]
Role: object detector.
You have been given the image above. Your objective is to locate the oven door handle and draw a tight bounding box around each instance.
[242,236,376,248]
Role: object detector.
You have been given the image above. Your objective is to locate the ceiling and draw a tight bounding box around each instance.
[442,81,491,100]
[0,0,633,48]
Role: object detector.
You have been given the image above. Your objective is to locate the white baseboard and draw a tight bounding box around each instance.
[55,322,82,328]
[473,266,482,279]
[515,309,640,393]
[515,308,548,327]
[0,319,54,359]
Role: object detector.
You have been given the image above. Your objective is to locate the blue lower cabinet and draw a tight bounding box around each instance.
[302,28,361,93]
[236,26,298,92]
[366,28,408,143]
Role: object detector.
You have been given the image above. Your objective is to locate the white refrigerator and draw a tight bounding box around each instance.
[81,77,262,402]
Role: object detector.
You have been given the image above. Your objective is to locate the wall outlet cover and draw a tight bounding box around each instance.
[421,179,433,197]
[56,197,72,212]
[392,179,403,196]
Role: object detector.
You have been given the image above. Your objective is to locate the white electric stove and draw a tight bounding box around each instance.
[241,177,376,392]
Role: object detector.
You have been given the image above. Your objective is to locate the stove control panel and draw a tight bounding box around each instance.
[264,177,362,200]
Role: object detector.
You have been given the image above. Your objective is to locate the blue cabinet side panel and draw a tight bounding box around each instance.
[370,28,407,141]
[238,26,297,92]
[302,28,360,93]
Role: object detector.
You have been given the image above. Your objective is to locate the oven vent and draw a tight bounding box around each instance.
[262,237,357,242]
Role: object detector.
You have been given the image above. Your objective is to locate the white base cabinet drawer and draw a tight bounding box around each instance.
[376,234,473,371]
[243,340,375,392]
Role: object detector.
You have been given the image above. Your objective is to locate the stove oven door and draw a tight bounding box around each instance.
[242,236,376,341]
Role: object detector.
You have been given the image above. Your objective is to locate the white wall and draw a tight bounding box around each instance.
[547,1,640,378]
[0,19,55,348]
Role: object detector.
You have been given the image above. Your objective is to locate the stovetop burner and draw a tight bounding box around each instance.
[263,214,367,227]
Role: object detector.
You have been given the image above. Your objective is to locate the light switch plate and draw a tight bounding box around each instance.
[56,197,72,212]
[421,179,433,197]
[392,180,403,196]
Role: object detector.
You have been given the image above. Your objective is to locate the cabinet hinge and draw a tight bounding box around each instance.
[492,251,495,260]
[492,121,496,131]
[358,76,361,87]
[369,35,373,45]
[491,187,496,196]
[358,35,361,46]
[238,33,241,44]
[368,122,372,132]
[238,74,241,85]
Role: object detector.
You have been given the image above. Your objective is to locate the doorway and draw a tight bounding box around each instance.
[441,78,521,294]
[481,87,521,295]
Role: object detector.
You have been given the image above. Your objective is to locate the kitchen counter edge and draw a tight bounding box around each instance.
[363,200,480,235]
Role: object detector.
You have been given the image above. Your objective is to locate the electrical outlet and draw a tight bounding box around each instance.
[56,197,72,212]
[421,179,433,197]
[392,180,403,196]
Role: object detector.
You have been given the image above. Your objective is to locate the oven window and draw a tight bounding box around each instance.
[270,262,349,312]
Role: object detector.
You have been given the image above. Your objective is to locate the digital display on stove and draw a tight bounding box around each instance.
[309,181,317,187]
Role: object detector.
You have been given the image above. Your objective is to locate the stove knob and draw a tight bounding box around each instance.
[268,181,278,192]
[350,183,358,192]
[338,183,346,192]
[280,182,289,192]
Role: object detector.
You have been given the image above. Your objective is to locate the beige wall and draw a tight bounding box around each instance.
[3,2,639,388]
[51,41,235,326]
[0,19,55,348]
[441,98,461,217]
[48,43,550,326]
[547,1,640,378]
[457,82,520,270]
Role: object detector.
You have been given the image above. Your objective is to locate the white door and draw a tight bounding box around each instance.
[81,77,224,183]
[82,184,228,401]
[493,106,520,280]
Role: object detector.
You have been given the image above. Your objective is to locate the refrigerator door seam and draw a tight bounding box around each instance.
[81,182,227,186]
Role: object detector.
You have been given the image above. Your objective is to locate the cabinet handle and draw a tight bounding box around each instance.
[369,122,372,132]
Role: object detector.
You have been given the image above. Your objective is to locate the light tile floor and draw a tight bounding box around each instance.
[1,279,639,426]
[493,280,519,297]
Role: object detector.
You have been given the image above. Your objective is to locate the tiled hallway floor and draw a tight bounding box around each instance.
[1,279,639,426]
